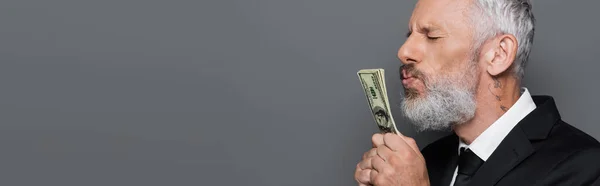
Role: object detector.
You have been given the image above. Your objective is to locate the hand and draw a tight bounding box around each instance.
[354,133,430,186]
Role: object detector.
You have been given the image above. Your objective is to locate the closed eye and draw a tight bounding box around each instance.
[427,36,441,40]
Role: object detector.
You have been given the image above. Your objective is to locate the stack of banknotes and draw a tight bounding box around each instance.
[357,69,399,134]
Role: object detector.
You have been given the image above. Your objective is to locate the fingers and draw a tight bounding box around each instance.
[393,133,421,154]
[383,133,421,153]
[358,156,373,170]
[401,134,421,154]
[355,165,372,184]
[383,133,409,151]
[358,133,426,186]
[371,155,392,173]
[370,168,380,185]
[375,145,395,162]
[362,148,377,160]
[372,133,385,147]
[358,149,391,177]
[359,155,391,176]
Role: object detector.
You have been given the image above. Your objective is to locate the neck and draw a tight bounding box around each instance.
[453,75,521,144]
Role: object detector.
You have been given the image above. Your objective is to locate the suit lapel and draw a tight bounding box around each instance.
[427,134,459,186]
[440,153,459,186]
[467,126,533,186]
[440,141,459,186]
[466,96,560,186]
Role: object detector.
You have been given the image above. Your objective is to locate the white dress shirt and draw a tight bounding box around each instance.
[449,88,537,186]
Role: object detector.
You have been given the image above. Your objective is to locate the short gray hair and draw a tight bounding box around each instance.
[470,0,536,79]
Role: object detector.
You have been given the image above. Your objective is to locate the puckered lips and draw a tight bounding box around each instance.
[401,68,419,88]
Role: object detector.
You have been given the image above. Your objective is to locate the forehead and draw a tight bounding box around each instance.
[409,0,472,30]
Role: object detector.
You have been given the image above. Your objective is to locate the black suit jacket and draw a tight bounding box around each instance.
[422,96,600,186]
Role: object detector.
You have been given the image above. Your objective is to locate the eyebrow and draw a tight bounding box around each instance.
[406,25,440,38]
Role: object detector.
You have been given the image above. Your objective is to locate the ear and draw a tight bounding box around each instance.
[483,34,518,76]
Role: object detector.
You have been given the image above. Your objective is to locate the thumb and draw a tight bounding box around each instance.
[396,132,420,154]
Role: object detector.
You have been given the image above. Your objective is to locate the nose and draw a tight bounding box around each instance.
[397,35,422,65]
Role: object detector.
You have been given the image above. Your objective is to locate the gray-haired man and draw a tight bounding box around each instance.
[354,0,600,185]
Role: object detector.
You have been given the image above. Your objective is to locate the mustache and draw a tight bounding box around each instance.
[399,64,425,80]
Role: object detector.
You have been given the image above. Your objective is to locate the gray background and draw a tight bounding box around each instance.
[0,0,598,185]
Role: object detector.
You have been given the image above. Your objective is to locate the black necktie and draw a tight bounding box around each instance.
[453,147,484,186]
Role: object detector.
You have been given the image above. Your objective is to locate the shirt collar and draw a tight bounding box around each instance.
[458,87,537,161]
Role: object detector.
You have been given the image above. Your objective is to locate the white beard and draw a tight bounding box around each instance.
[400,64,478,132]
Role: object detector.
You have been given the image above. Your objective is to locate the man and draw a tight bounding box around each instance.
[354,0,600,185]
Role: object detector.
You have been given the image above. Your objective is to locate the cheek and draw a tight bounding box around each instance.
[422,42,468,74]
[438,42,472,73]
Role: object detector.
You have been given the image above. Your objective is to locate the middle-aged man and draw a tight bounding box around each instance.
[354,0,600,185]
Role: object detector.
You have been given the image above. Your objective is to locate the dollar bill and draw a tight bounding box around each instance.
[357,69,399,134]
